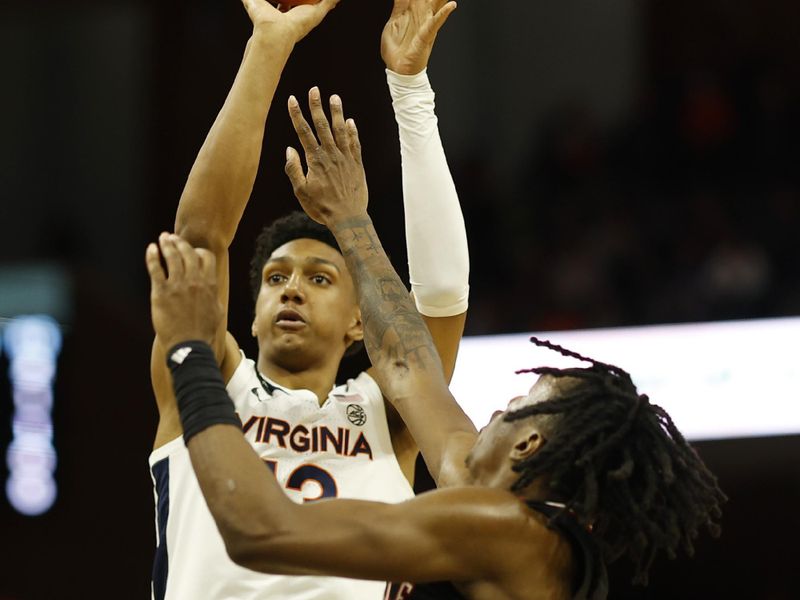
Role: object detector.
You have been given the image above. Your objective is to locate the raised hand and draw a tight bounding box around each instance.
[146,233,222,352]
[242,0,340,44]
[284,88,368,226]
[380,0,457,75]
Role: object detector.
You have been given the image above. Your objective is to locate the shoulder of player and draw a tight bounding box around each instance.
[151,331,240,381]
[399,487,553,545]
[219,331,243,381]
[401,487,569,577]
[150,331,241,427]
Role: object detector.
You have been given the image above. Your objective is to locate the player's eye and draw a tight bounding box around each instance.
[311,274,331,285]
[267,273,287,285]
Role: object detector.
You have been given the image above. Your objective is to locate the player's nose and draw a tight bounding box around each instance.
[281,272,305,303]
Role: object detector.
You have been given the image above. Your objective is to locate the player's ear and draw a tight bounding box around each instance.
[509,428,545,462]
[346,308,363,344]
[251,316,258,338]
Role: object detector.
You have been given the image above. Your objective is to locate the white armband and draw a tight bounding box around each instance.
[387,68,469,318]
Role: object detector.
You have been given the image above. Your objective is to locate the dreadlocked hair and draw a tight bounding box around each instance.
[507,337,726,585]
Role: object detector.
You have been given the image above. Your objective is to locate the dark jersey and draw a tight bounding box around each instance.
[531,501,608,600]
[383,581,463,600]
[383,501,607,600]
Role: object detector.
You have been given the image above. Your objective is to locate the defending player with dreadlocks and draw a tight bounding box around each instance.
[147,91,725,600]
[509,338,726,587]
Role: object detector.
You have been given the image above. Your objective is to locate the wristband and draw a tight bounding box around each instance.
[166,340,240,444]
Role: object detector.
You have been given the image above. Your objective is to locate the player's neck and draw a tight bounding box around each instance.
[257,356,340,407]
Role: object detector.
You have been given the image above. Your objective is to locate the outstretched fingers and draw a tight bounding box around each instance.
[422,0,456,41]
[288,95,320,156]
[158,233,185,281]
[346,118,363,167]
[329,94,348,150]
[145,242,166,288]
[284,146,307,196]
[171,235,202,279]
[150,233,216,289]
[196,248,217,284]
[308,87,336,149]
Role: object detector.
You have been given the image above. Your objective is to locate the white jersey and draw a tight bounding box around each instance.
[149,353,415,600]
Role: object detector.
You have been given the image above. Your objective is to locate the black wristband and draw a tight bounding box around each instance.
[166,340,240,445]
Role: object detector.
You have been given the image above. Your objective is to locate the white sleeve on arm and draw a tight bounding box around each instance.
[387,68,469,318]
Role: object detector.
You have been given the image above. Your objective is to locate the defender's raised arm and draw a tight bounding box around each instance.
[284,90,477,484]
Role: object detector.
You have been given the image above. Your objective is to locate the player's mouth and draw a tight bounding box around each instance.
[275,308,307,331]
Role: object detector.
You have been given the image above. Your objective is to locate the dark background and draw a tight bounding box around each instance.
[1,0,798,598]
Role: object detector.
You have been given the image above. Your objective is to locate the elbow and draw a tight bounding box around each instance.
[223,529,252,568]
[373,359,414,395]
[222,522,286,573]
[224,530,265,571]
[207,480,302,573]
[412,283,469,318]
[173,221,228,255]
[217,499,300,573]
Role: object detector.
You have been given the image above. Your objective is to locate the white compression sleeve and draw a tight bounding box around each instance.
[387,68,469,318]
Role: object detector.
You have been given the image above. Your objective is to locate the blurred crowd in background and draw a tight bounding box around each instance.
[460,64,799,335]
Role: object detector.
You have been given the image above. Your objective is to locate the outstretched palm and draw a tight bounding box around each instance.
[381,0,456,75]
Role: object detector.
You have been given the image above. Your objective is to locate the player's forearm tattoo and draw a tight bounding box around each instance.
[331,216,440,373]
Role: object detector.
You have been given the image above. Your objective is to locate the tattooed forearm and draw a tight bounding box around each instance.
[330,214,476,483]
[331,215,443,379]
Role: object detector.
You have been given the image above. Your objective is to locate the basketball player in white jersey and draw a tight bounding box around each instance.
[144,91,724,600]
[149,0,467,598]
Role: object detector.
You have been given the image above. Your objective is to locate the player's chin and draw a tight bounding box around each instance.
[269,329,318,354]
[270,329,310,349]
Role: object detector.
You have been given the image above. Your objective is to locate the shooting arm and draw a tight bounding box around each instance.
[176,0,341,259]
[150,32,292,446]
[175,32,293,254]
